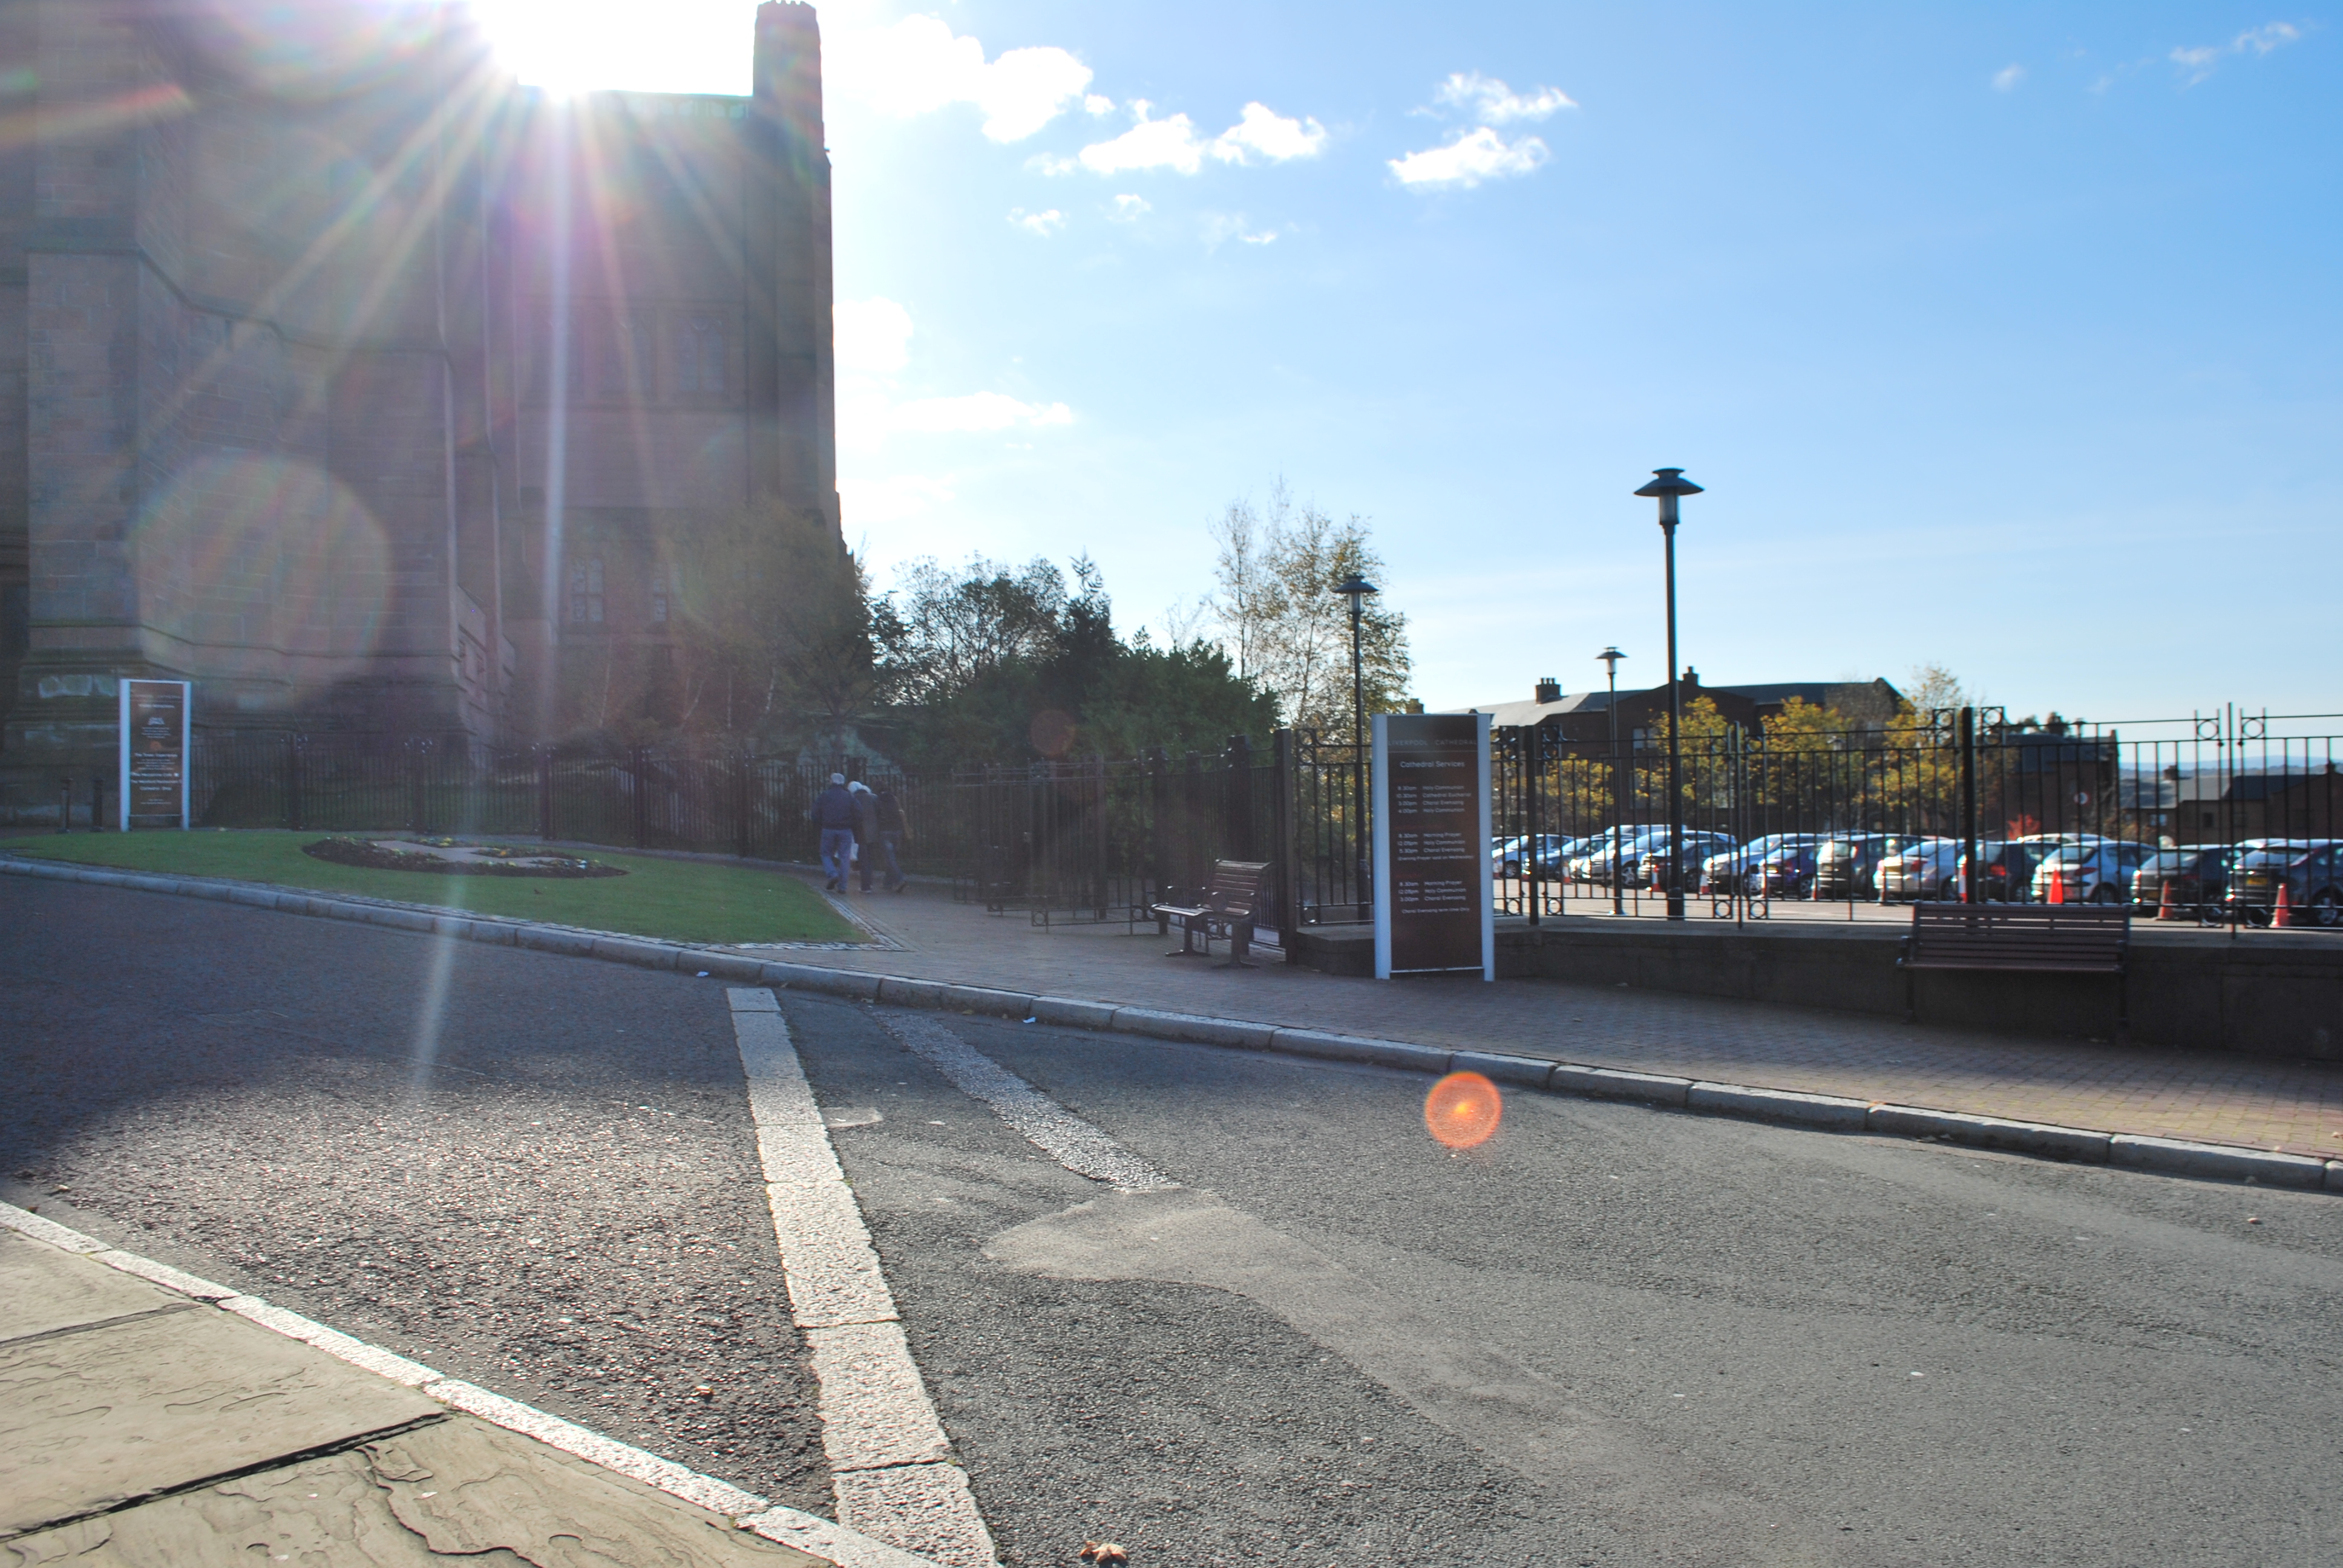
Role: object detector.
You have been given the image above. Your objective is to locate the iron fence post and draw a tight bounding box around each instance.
[1148,747,1171,929]
[1959,706,1978,904]
[1225,733,1253,858]
[1274,727,1299,959]
[631,746,648,849]
[537,747,554,841]
[1527,724,1542,926]
[286,734,303,832]
[735,753,753,860]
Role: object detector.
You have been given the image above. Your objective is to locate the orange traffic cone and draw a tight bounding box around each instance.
[2158,879,2178,921]
[2274,882,2295,928]
[2046,870,2065,904]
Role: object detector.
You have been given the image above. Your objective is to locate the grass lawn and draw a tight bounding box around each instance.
[1,829,859,946]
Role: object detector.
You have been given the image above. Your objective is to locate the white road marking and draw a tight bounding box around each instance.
[876,1011,1177,1193]
[729,988,999,1568]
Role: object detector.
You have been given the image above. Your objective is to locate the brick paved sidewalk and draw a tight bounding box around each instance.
[801,878,2343,1160]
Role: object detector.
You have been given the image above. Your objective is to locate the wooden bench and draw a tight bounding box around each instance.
[1899,901,2130,1036]
[1152,860,1271,969]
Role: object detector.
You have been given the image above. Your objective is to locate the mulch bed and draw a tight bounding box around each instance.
[301,837,627,879]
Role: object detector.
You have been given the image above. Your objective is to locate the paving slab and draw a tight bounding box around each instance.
[1,1410,824,1566]
[0,1229,185,1344]
[0,1247,442,1535]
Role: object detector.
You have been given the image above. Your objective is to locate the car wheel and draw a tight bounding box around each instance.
[2312,888,2343,929]
[2088,885,2119,905]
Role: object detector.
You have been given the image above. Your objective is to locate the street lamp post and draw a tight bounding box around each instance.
[1633,468,1703,921]
[1335,572,1379,915]
[1598,645,1627,916]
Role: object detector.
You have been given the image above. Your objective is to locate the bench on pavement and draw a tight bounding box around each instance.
[1898,901,2130,1037]
[1152,860,1271,969]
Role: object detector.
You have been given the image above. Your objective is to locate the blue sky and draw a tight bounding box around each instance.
[477,2,2339,729]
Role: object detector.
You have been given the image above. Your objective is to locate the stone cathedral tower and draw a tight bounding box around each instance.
[0,0,841,815]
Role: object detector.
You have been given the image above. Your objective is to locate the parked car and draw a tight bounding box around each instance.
[1492,834,1587,877]
[1813,834,1924,900]
[1956,834,2104,902]
[1876,838,1962,902]
[2222,841,2343,927]
[1751,840,1822,898]
[2130,845,2237,918]
[1699,834,1817,895]
[1635,831,1739,893]
[1571,826,1670,886]
[2030,841,2157,904]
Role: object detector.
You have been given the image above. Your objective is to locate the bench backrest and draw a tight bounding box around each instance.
[1907,902,2128,970]
[1207,859,1271,916]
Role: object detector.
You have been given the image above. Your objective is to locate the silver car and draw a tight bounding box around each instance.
[1876,838,1961,901]
[2029,841,2157,904]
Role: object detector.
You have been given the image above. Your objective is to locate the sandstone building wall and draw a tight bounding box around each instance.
[0,0,839,814]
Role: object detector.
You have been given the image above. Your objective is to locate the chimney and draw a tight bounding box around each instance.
[1534,676,1561,704]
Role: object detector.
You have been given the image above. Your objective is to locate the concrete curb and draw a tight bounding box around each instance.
[8,851,2335,1196]
[0,1198,948,1568]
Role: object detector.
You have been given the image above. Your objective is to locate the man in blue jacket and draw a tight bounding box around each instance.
[813,773,857,891]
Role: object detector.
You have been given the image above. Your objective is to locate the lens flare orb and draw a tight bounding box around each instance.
[1424,1071,1502,1149]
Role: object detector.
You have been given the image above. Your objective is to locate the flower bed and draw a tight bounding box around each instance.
[301,837,627,879]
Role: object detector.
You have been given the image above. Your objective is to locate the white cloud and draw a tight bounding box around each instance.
[1432,71,1575,124]
[834,297,914,375]
[1084,93,1115,115]
[890,393,1074,434]
[825,15,1091,142]
[1210,102,1329,164]
[1077,102,1207,174]
[1201,212,1279,249]
[1009,207,1066,236]
[1389,126,1549,189]
[2171,21,2304,83]
[1109,193,1151,220]
[1992,63,2026,91]
[1070,98,1328,176]
[841,473,958,527]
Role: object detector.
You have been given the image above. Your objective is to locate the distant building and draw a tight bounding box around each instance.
[1456,671,1904,750]
[0,1,841,814]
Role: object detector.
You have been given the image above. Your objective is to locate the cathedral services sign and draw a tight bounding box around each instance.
[119,680,192,830]
[1372,712,1495,980]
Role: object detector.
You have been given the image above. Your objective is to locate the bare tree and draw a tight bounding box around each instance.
[1210,479,1410,739]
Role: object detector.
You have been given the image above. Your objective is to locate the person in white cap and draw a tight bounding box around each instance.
[814,773,856,890]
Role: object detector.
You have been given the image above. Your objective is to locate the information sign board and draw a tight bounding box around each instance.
[119,679,191,829]
[1372,712,1494,979]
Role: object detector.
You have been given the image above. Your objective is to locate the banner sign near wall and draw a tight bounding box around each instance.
[119,680,192,829]
[1372,711,1494,980]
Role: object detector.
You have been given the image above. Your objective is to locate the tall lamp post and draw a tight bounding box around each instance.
[1598,645,1627,916]
[1633,467,1703,921]
[1335,572,1378,914]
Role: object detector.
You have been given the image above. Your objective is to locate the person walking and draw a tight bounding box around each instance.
[873,783,909,893]
[849,780,882,892]
[813,773,856,891]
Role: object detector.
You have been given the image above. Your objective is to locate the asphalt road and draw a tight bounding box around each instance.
[7,877,2342,1567]
[0,877,828,1514]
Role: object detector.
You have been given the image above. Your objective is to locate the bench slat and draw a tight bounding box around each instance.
[1902,901,2128,975]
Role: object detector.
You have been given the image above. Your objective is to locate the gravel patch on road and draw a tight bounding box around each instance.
[1,878,828,1514]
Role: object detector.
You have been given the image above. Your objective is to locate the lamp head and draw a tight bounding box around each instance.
[1596,645,1626,676]
[1333,572,1378,605]
[1634,467,1702,529]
